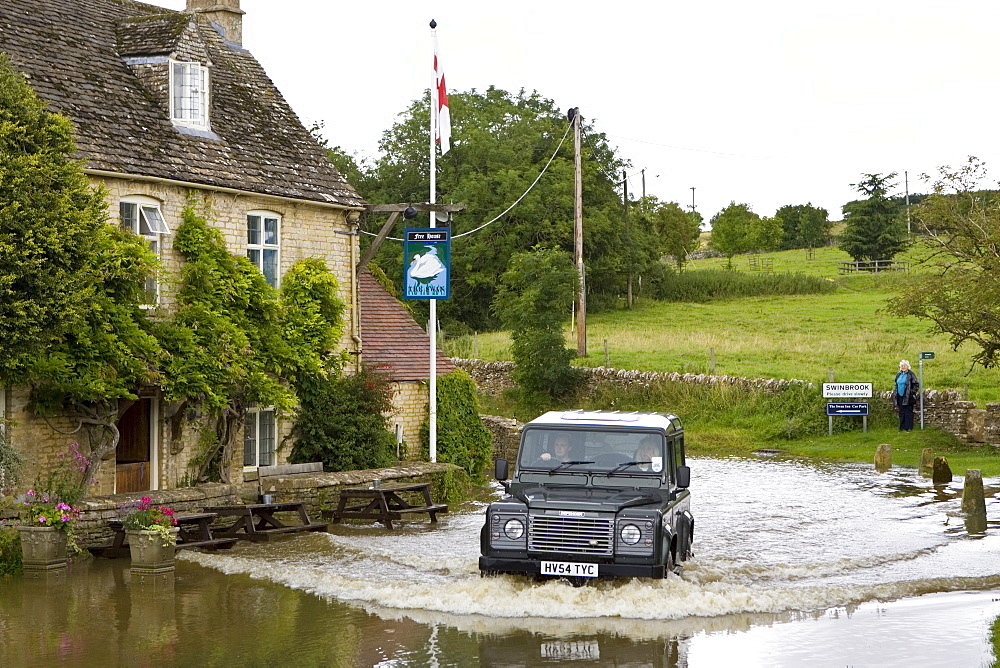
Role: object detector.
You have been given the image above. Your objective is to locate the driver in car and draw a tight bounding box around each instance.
[536,436,573,465]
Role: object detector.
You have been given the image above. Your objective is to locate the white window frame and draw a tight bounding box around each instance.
[243,406,276,469]
[120,196,170,304]
[170,60,210,130]
[247,211,281,288]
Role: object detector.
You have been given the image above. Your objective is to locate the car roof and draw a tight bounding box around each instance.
[526,410,683,434]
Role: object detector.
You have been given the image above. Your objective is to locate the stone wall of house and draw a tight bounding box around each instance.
[389,381,429,459]
[94,178,359,348]
[456,359,1000,448]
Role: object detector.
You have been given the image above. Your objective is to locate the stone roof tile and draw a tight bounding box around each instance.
[0,0,365,208]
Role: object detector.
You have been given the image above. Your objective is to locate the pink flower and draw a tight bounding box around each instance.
[26,490,35,497]
[37,516,47,524]
[163,508,175,516]
[61,515,70,522]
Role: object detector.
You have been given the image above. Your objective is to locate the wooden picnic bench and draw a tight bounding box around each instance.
[202,501,328,542]
[323,482,448,530]
[90,512,238,558]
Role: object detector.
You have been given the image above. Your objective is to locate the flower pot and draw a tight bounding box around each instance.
[17,525,68,573]
[126,528,179,576]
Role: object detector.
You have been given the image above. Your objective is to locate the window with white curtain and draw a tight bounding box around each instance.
[243,406,276,468]
[170,60,210,129]
[246,211,280,288]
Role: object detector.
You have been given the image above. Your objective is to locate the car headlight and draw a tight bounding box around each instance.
[504,518,525,540]
[620,524,642,545]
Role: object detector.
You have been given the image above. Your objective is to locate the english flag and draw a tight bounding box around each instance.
[434,33,451,154]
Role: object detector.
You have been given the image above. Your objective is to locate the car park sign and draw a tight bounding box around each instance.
[826,402,869,416]
[822,382,873,398]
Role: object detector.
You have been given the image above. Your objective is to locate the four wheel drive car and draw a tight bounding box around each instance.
[479,410,693,581]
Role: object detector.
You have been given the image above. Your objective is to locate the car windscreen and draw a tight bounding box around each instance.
[518,428,666,475]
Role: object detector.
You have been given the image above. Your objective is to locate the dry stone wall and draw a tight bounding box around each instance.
[457,359,1000,448]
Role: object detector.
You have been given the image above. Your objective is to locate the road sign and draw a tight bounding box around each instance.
[920,352,935,359]
[822,382,873,398]
[826,402,869,416]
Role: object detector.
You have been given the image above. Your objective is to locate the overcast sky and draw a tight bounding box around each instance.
[155,0,1000,222]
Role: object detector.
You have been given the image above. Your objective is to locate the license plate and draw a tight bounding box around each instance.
[540,560,598,577]
[541,640,600,660]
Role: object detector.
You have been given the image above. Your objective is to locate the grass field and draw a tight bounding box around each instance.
[442,244,1000,472]
[445,246,1000,403]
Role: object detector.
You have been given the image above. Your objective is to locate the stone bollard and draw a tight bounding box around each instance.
[874,444,892,472]
[919,448,935,477]
[962,469,987,516]
[932,456,953,484]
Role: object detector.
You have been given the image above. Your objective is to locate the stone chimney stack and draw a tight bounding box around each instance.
[186,0,245,45]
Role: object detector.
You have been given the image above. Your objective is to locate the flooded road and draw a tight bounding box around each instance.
[2,457,999,666]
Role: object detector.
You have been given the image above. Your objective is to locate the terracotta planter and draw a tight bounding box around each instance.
[126,528,179,575]
[17,525,68,573]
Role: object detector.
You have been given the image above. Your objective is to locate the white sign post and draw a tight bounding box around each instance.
[822,383,873,435]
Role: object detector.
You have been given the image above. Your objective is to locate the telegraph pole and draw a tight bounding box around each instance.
[572,108,586,357]
[623,169,632,308]
[905,170,911,234]
[689,187,696,212]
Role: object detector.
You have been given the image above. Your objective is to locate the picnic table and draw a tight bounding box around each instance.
[201,501,328,541]
[90,512,238,558]
[323,482,448,530]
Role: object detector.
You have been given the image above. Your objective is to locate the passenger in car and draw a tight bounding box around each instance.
[634,436,661,472]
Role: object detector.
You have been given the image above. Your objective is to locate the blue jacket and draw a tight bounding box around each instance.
[894,369,919,406]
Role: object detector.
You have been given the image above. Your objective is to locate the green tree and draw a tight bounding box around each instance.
[709,202,759,267]
[359,86,637,329]
[775,203,831,251]
[839,173,909,263]
[493,247,582,399]
[888,158,1000,368]
[747,215,783,254]
[0,55,161,483]
[638,197,702,272]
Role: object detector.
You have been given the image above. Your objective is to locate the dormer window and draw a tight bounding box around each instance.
[170,60,209,129]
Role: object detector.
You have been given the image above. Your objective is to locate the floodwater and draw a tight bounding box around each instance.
[2,457,1000,667]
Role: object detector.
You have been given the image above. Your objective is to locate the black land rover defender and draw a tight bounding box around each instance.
[479,410,693,580]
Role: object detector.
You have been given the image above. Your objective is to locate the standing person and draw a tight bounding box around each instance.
[894,359,919,431]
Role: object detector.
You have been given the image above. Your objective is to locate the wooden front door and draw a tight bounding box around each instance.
[116,399,151,493]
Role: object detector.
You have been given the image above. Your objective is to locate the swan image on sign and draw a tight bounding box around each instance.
[408,246,446,283]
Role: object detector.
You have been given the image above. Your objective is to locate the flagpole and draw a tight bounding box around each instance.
[428,19,438,463]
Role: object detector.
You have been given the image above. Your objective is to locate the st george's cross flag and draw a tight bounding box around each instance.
[433,32,451,154]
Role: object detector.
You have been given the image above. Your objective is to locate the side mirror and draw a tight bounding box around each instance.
[676,465,690,489]
[495,458,509,481]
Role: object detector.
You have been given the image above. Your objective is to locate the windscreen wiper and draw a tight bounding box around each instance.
[606,461,649,476]
[548,460,594,475]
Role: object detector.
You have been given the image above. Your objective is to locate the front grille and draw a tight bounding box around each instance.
[528,515,614,556]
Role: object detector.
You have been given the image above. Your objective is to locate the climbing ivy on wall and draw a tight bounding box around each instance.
[420,369,493,482]
[155,200,348,483]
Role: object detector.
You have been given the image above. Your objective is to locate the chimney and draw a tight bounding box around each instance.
[186,0,245,45]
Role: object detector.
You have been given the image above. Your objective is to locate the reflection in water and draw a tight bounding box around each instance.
[1,458,999,666]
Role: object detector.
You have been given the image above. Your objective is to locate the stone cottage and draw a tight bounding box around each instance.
[0,0,452,495]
